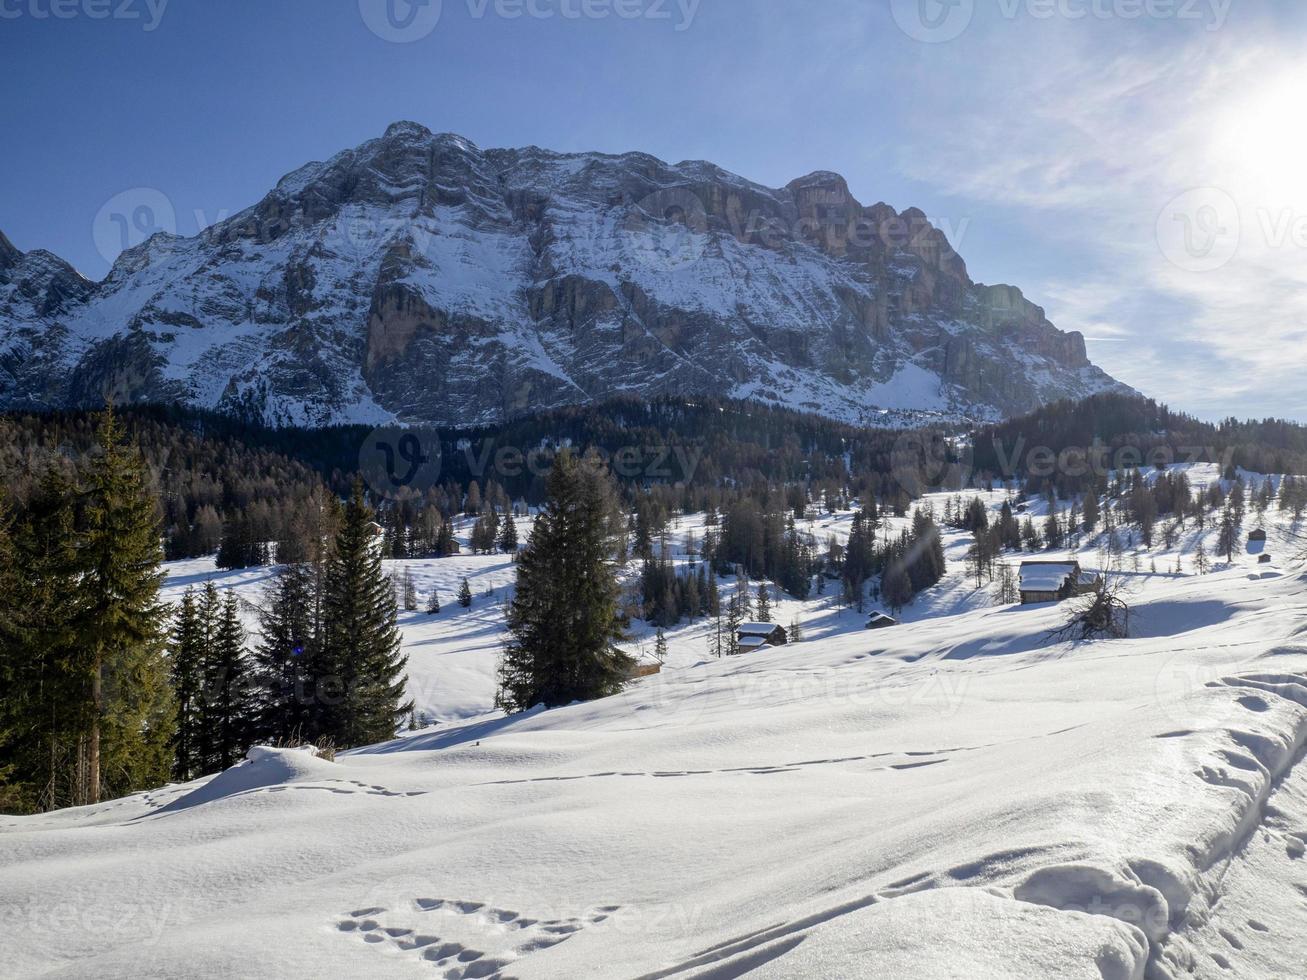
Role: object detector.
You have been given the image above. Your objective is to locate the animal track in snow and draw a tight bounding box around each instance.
[479,750,952,787]
[264,778,425,799]
[335,897,619,976]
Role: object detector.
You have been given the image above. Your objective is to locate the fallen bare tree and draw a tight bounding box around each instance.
[1047,577,1130,642]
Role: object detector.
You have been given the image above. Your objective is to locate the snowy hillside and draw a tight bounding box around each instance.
[0,122,1127,427]
[4,472,1307,978]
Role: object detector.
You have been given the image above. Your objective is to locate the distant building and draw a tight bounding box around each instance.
[627,661,663,679]
[1249,528,1267,543]
[866,612,898,630]
[1259,554,1273,564]
[1019,560,1099,605]
[735,623,787,653]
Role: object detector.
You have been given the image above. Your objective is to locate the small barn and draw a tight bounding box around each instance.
[866,612,898,630]
[1019,560,1098,605]
[735,623,787,654]
[1249,528,1268,543]
[627,661,663,680]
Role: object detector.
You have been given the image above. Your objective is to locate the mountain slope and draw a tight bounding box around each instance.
[0,123,1128,427]
[4,492,1306,978]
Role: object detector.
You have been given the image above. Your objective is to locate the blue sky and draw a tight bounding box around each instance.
[3,0,1306,420]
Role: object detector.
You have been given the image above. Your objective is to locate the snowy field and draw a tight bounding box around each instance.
[4,468,1307,978]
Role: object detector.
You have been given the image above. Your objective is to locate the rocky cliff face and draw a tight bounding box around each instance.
[0,122,1128,427]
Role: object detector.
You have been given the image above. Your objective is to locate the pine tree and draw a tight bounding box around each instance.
[498,512,519,553]
[251,563,318,745]
[427,589,441,615]
[882,564,913,614]
[205,593,254,770]
[497,451,634,711]
[0,472,84,811]
[654,629,668,664]
[0,493,18,810]
[74,408,174,805]
[170,587,206,780]
[458,578,473,609]
[756,582,772,623]
[789,615,804,643]
[317,486,412,749]
[1216,505,1239,563]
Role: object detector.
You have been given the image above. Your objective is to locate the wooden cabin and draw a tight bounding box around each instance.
[1018,560,1099,605]
[627,661,663,680]
[735,623,787,654]
[866,612,898,630]
[1249,528,1267,543]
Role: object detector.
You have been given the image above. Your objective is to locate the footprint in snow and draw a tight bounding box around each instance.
[335,897,620,977]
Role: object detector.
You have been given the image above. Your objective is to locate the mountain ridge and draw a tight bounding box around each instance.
[0,121,1130,427]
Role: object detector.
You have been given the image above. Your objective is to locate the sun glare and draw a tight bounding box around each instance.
[1214,73,1307,209]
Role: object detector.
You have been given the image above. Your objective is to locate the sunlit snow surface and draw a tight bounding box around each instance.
[3,471,1307,978]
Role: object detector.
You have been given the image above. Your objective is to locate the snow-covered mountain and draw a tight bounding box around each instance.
[0,122,1128,427]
